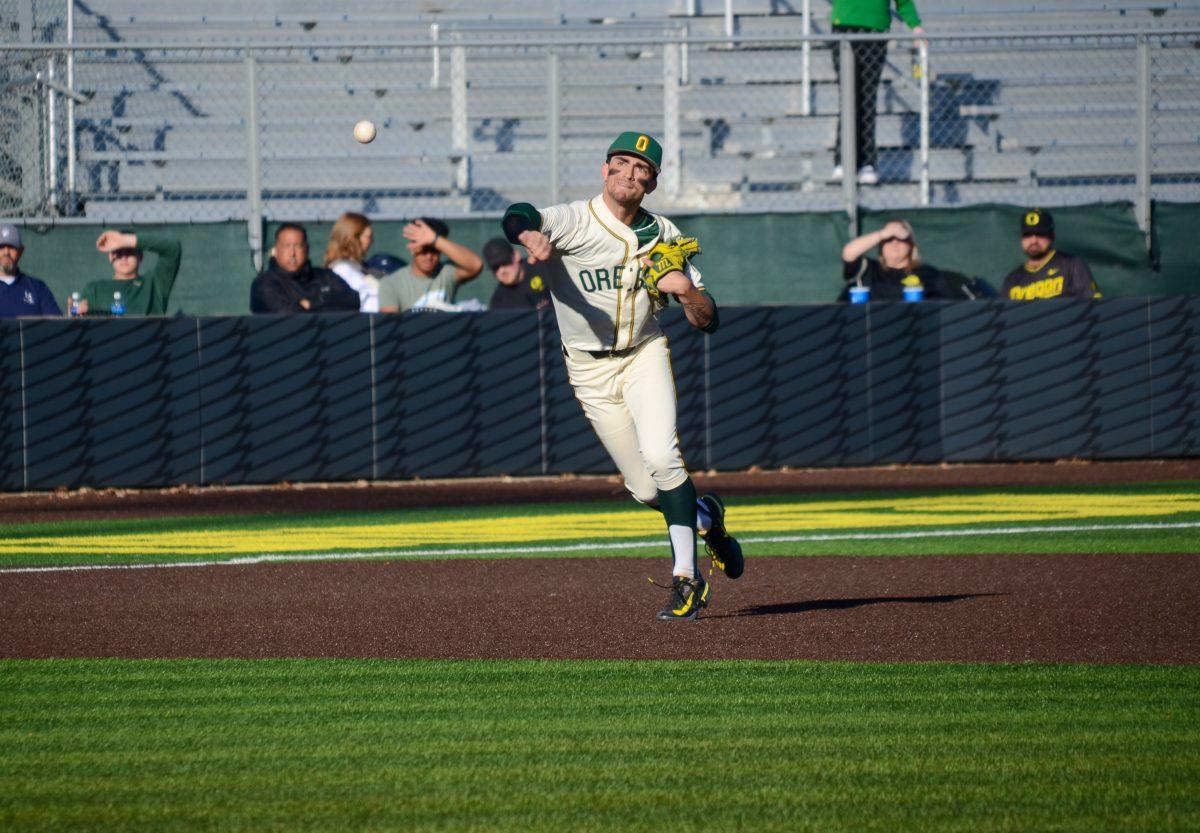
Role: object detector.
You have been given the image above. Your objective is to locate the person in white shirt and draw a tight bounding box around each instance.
[323,212,380,313]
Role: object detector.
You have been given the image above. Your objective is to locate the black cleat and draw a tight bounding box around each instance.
[699,492,744,579]
[656,575,710,622]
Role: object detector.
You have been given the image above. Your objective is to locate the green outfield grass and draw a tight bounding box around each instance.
[2,659,1197,833]
[0,481,1197,568]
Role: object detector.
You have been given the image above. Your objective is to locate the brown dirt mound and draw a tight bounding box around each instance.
[3,553,1197,664]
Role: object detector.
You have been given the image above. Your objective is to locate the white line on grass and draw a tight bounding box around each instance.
[0,521,1197,575]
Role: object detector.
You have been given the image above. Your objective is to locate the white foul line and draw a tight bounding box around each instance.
[0,521,1196,575]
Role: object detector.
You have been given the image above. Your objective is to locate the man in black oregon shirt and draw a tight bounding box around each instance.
[1001,209,1101,301]
[483,237,551,312]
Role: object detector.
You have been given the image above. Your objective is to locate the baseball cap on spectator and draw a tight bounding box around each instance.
[607,131,663,174]
[0,224,22,248]
[1021,208,1054,237]
[483,238,515,273]
[364,253,404,276]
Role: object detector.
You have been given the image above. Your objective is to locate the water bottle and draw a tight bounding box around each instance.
[902,276,925,303]
[111,291,125,317]
[69,292,81,317]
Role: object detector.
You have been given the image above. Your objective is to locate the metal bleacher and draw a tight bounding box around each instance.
[36,1,1200,220]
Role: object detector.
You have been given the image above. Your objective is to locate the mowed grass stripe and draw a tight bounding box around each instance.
[1,659,1197,833]
[1,490,1197,561]
[3,522,1199,573]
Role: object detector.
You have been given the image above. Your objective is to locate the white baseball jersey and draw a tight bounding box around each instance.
[537,194,703,352]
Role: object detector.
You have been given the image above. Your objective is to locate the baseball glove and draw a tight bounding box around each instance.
[642,236,701,303]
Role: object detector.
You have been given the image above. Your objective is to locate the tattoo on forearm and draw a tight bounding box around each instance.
[682,295,713,327]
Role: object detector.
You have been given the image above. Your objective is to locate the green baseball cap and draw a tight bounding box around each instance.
[607,131,663,173]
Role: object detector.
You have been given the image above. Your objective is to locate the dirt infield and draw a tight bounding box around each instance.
[3,553,1197,663]
[3,460,1197,664]
[2,459,1198,524]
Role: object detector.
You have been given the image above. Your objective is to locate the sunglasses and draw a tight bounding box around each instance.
[880,235,911,244]
[111,248,140,258]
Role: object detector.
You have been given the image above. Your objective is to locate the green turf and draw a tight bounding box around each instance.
[1,481,1198,567]
[1,659,1197,832]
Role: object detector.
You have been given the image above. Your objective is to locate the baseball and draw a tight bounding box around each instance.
[353,119,377,144]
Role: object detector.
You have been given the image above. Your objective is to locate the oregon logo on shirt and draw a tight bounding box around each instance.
[1010,277,1064,300]
[577,265,625,292]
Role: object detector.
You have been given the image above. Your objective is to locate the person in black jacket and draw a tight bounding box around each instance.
[250,224,360,314]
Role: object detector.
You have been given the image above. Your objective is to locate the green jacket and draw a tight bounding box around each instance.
[82,231,182,316]
[831,0,921,32]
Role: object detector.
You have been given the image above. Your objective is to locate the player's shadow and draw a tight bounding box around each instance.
[718,592,1006,619]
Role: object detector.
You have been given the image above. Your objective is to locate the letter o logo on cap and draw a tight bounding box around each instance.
[1025,211,1040,226]
[635,135,650,152]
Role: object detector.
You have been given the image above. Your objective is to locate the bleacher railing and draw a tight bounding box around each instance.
[2,29,1197,263]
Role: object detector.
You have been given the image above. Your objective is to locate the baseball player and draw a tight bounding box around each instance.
[1001,209,1101,300]
[502,131,744,622]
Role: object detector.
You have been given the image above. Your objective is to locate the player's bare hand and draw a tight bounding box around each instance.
[654,270,690,296]
[518,230,553,262]
[403,219,439,249]
[96,230,137,252]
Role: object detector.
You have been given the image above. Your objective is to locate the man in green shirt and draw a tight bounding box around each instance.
[830,0,925,186]
[75,229,182,316]
[378,218,483,313]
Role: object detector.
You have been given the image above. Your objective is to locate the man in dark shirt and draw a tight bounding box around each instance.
[0,224,61,317]
[482,237,551,311]
[250,224,360,314]
[840,219,948,301]
[1001,209,1100,301]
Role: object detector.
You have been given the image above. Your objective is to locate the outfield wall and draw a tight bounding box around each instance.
[2,298,1197,491]
[8,202,1199,316]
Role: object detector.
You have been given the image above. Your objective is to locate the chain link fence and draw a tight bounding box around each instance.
[2,29,1198,254]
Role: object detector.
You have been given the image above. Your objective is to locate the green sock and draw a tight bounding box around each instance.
[658,479,699,578]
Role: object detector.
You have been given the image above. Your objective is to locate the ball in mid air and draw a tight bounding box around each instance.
[354,120,377,144]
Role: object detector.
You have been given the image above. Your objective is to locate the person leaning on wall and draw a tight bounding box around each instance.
[840,219,949,301]
[0,224,61,318]
[1000,209,1101,301]
[74,228,182,316]
[250,223,361,314]
[323,212,380,313]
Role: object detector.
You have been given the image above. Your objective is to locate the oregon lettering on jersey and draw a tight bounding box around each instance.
[577,265,626,292]
[1010,276,1065,300]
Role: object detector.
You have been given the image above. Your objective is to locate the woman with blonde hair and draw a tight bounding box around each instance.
[840,218,949,301]
[324,212,380,312]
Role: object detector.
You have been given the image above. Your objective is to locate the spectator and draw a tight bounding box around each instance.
[483,237,551,311]
[840,219,948,301]
[250,223,360,314]
[364,252,405,279]
[1001,209,1101,300]
[830,0,924,186]
[76,228,182,315]
[378,218,483,313]
[323,211,380,313]
[0,224,60,318]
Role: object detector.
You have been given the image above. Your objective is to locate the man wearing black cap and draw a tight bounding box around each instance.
[1001,209,1100,301]
[482,238,550,311]
[0,224,61,317]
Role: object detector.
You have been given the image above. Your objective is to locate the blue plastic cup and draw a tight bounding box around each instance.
[849,285,870,304]
[903,285,924,303]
